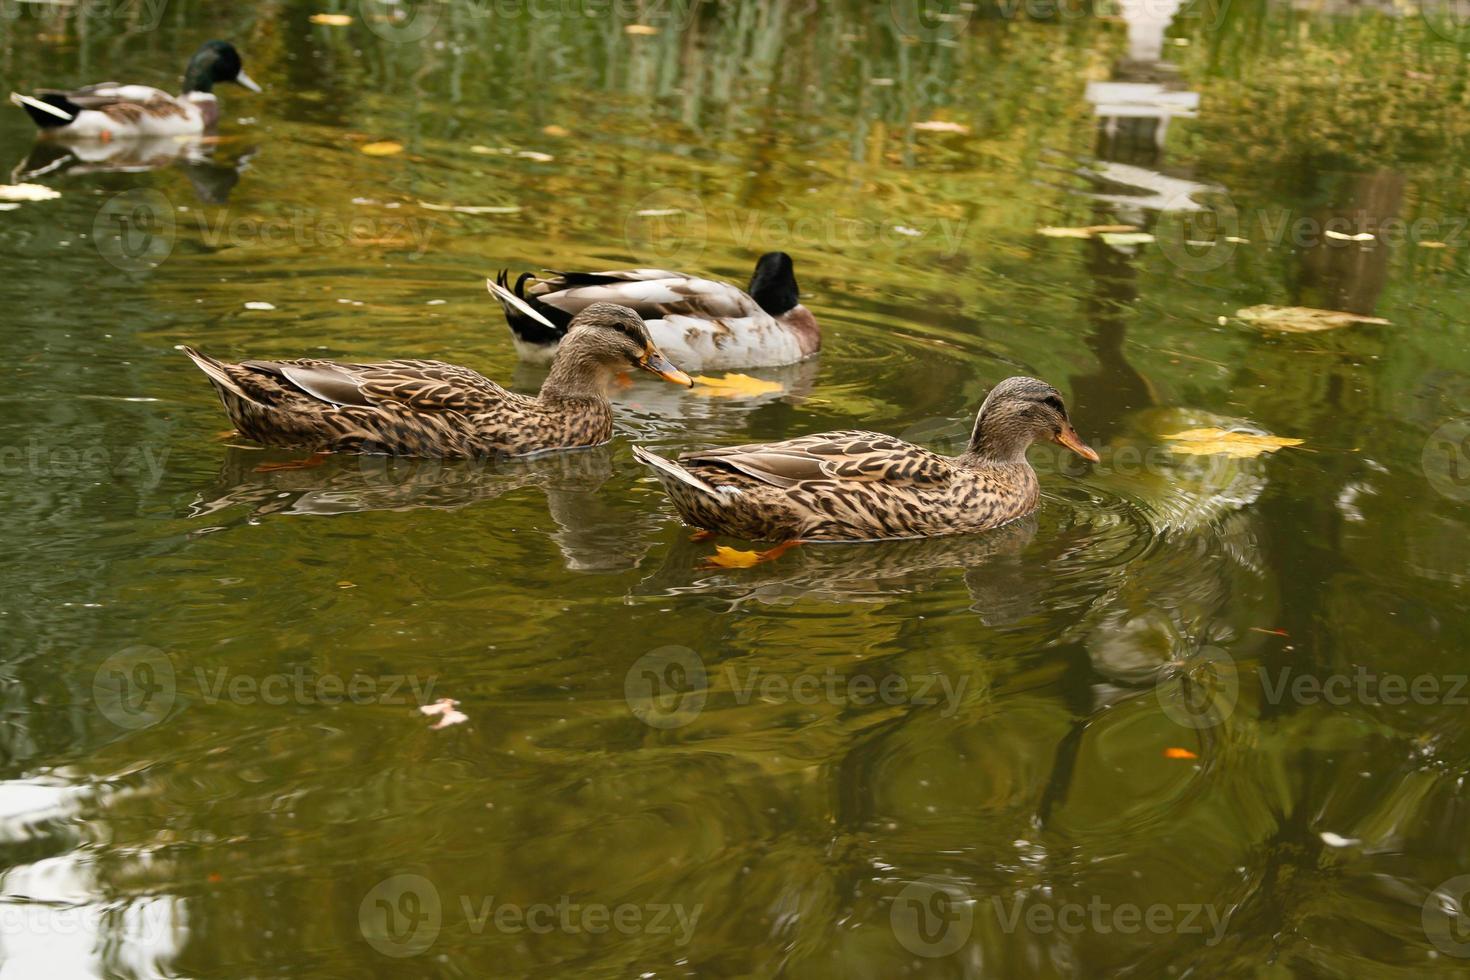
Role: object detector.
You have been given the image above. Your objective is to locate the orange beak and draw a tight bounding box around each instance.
[1055,423,1099,462]
[640,348,693,387]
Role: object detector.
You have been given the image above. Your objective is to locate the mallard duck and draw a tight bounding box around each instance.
[182,302,693,458]
[10,40,260,139]
[487,251,820,371]
[632,377,1098,542]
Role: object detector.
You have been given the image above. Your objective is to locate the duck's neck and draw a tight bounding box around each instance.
[958,413,1034,467]
[538,353,612,404]
[778,305,821,357]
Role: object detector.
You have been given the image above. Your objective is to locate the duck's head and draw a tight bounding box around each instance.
[967,377,1098,464]
[749,251,800,316]
[184,41,261,95]
[557,303,693,387]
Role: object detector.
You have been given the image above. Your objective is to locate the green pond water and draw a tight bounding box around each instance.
[4,1,1470,976]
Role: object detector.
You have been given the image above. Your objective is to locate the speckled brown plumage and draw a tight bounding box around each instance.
[633,377,1098,542]
[183,303,693,459]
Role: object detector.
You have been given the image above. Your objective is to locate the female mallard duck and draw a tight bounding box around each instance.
[487,251,819,371]
[632,377,1098,542]
[182,303,693,458]
[10,40,260,139]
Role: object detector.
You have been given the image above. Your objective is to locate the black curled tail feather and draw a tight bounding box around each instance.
[11,92,80,129]
[494,269,572,346]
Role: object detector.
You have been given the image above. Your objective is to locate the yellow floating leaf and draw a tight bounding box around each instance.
[1162,427,1304,458]
[1037,224,1138,239]
[1418,240,1449,249]
[1323,229,1374,242]
[913,120,970,134]
[0,183,61,202]
[1236,305,1389,333]
[1163,747,1198,760]
[360,141,404,156]
[310,12,352,25]
[705,546,761,569]
[624,23,660,35]
[690,373,785,398]
[542,125,571,138]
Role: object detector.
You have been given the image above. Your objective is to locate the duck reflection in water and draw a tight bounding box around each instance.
[189,445,661,572]
[12,137,257,204]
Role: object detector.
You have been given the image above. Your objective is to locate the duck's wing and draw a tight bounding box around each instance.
[682,430,957,489]
[51,83,174,106]
[532,273,761,321]
[241,358,513,414]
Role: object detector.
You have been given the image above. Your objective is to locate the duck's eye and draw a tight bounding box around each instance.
[1041,395,1066,417]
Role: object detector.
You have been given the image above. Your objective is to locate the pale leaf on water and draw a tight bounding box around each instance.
[1099,232,1155,246]
[690,373,785,398]
[543,125,571,137]
[1038,224,1138,239]
[1236,305,1389,333]
[1162,427,1304,458]
[1323,229,1375,242]
[419,201,522,215]
[913,120,970,134]
[360,141,404,156]
[624,24,659,34]
[0,183,61,202]
[243,302,276,311]
[309,13,352,25]
[420,698,467,730]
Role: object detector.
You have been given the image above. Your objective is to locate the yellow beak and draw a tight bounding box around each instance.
[640,349,693,387]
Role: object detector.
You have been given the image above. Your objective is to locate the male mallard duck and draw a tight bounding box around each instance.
[632,377,1098,542]
[487,251,819,371]
[182,302,692,458]
[10,40,260,139]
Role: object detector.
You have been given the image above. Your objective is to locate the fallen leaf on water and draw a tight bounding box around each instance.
[1323,229,1374,242]
[543,125,571,137]
[310,12,353,25]
[690,373,785,398]
[517,150,554,163]
[1163,427,1304,458]
[337,581,356,589]
[636,208,682,217]
[0,183,61,202]
[624,23,660,34]
[1250,626,1290,637]
[420,698,467,730]
[705,546,762,569]
[1164,747,1199,760]
[1417,240,1449,249]
[1236,305,1390,333]
[360,141,404,156]
[913,120,970,134]
[243,301,276,311]
[1099,231,1155,246]
[1038,224,1138,239]
[419,201,521,215]
[0,204,20,212]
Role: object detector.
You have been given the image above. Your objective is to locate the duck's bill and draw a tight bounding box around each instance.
[1056,425,1100,462]
[640,351,693,387]
[235,71,262,93]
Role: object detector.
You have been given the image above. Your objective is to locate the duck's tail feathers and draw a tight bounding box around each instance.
[10,92,77,128]
[487,271,569,347]
[178,345,247,398]
[632,446,723,496]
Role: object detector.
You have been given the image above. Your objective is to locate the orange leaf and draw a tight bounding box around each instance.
[360,141,404,156]
[690,373,784,398]
[1163,747,1199,760]
[705,546,762,569]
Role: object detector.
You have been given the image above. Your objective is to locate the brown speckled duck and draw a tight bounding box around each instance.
[183,303,693,458]
[632,377,1097,542]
